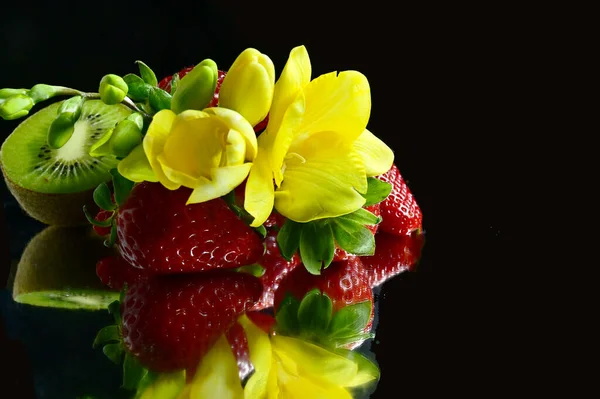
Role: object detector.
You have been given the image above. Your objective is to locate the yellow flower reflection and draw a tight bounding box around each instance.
[119,107,257,204]
[245,45,394,227]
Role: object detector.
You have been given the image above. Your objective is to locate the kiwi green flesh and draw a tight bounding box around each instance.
[12,225,119,310]
[0,99,131,194]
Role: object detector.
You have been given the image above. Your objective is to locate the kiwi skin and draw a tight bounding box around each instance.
[1,160,100,226]
[12,225,119,310]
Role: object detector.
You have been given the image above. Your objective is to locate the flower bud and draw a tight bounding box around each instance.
[171,59,218,114]
[219,48,275,127]
[99,74,129,105]
[47,113,77,149]
[29,84,61,103]
[0,88,28,101]
[0,94,34,120]
[110,119,143,158]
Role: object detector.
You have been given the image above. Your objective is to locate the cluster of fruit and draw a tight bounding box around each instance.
[1,46,423,398]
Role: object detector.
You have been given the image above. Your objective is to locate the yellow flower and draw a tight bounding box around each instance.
[244,45,394,227]
[219,48,275,127]
[118,107,257,204]
[240,315,378,399]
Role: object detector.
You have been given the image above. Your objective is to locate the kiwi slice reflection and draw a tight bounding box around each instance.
[12,225,119,310]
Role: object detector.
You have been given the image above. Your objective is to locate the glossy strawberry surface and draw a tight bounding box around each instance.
[377,164,423,236]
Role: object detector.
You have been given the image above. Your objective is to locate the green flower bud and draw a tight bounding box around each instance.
[99,74,129,105]
[126,112,144,131]
[89,128,114,157]
[109,119,143,158]
[58,96,84,121]
[0,88,28,101]
[29,84,61,103]
[171,59,218,114]
[47,113,77,149]
[0,94,34,120]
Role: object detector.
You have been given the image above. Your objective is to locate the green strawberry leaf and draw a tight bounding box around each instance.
[334,348,380,387]
[148,87,172,112]
[330,332,375,348]
[123,74,152,102]
[236,263,266,277]
[327,301,372,341]
[331,218,375,256]
[299,221,335,275]
[135,61,158,87]
[362,177,392,206]
[275,292,301,336]
[338,208,381,226]
[103,222,118,248]
[122,352,149,391]
[108,299,121,325]
[103,343,124,365]
[297,289,333,337]
[93,182,116,211]
[277,219,303,261]
[110,168,134,207]
[93,325,120,348]
[82,205,113,227]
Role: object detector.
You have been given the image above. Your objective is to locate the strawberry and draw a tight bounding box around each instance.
[377,164,423,236]
[246,311,276,334]
[121,271,262,374]
[274,256,374,332]
[251,230,301,311]
[116,182,264,274]
[226,321,254,383]
[93,209,113,236]
[332,203,381,262]
[95,255,149,290]
[362,230,426,287]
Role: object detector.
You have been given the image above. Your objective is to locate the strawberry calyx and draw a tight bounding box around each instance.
[84,168,135,247]
[274,289,374,349]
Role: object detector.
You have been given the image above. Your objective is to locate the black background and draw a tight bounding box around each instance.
[0,1,527,397]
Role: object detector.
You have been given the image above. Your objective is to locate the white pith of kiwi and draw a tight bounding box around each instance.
[0,99,131,225]
[11,225,119,310]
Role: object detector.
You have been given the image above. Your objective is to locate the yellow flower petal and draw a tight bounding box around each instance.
[239,315,272,399]
[138,371,186,399]
[274,131,367,222]
[186,163,252,204]
[297,70,371,143]
[353,129,394,176]
[143,109,180,190]
[245,134,275,227]
[190,335,244,399]
[204,107,258,161]
[278,374,352,399]
[159,115,228,184]
[117,143,158,183]
[219,49,275,127]
[226,129,247,166]
[271,335,358,387]
[266,358,280,399]
[270,92,305,187]
[268,45,311,135]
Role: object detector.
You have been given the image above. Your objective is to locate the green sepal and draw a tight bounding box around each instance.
[326,301,373,347]
[331,218,375,256]
[299,221,335,275]
[93,325,120,348]
[236,263,266,277]
[148,87,172,112]
[123,352,149,391]
[276,219,302,261]
[339,208,381,226]
[103,343,124,364]
[93,182,116,211]
[47,113,76,149]
[334,348,380,387]
[110,168,135,207]
[170,73,180,95]
[275,293,301,336]
[362,177,392,206]
[82,205,113,227]
[103,222,118,248]
[329,332,375,348]
[108,299,121,325]
[135,60,158,87]
[134,371,160,398]
[123,74,152,102]
[297,289,332,337]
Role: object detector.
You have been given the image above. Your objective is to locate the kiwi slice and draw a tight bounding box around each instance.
[0,99,131,226]
[11,225,120,310]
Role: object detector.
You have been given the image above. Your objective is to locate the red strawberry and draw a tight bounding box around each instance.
[332,203,381,262]
[116,182,263,274]
[377,164,422,236]
[121,271,262,374]
[95,255,149,290]
[226,321,254,383]
[362,230,426,287]
[274,257,374,334]
[158,67,226,108]
[93,210,113,236]
[251,230,301,311]
[246,311,276,334]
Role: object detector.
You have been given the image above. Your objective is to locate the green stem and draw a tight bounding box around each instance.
[64,89,152,119]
